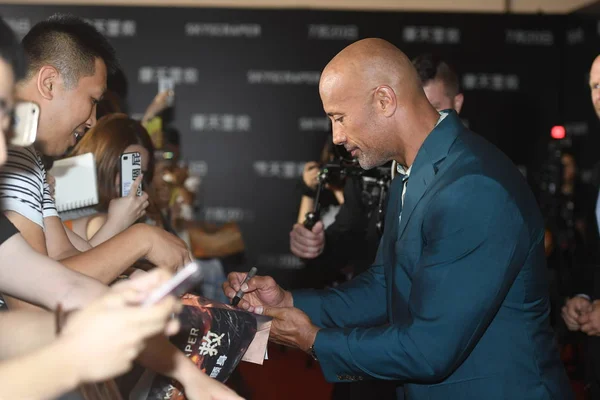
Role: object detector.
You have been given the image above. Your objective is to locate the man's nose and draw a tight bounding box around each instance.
[85,104,98,129]
[332,125,346,145]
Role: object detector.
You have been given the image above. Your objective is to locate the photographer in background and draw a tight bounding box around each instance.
[288,52,464,400]
[543,150,597,330]
[294,139,349,288]
[562,54,600,398]
[297,138,345,228]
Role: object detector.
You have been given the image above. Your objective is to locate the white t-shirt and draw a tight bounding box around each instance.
[0,145,58,229]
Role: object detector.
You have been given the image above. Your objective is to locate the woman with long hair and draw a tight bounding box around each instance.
[66,113,155,244]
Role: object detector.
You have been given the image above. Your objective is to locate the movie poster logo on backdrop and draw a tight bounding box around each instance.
[247,71,321,85]
[254,161,305,179]
[308,24,359,40]
[298,117,331,132]
[564,121,589,136]
[462,73,520,91]
[202,207,254,223]
[191,114,251,132]
[581,169,594,184]
[505,29,553,46]
[138,67,199,84]
[185,23,261,38]
[257,254,303,269]
[567,27,585,45]
[3,17,30,38]
[188,161,209,177]
[402,26,460,44]
[84,19,136,37]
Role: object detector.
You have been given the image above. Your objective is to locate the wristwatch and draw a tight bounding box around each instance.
[309,343,319,361]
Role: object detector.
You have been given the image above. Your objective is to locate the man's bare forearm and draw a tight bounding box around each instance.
[60,224,151,284]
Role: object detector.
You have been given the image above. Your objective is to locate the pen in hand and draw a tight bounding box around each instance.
[231,267,258,307]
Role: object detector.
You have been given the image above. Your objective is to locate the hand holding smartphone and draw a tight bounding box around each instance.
[158,76,175,107]
[120,152,143,197]
[142,262,202,307]
[11,101,39,147]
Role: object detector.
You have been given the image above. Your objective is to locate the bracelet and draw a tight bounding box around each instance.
[55,303,65,336]
[55,303,74,337]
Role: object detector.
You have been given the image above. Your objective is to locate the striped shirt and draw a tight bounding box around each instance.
[0,146,58,229]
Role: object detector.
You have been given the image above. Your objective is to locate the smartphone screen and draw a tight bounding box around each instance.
[142,262,202,307]
[120,152,142,197]
[11,101,39,147]
[158,76,175,107]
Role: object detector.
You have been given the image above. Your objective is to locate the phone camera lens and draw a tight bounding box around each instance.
[124,156,128,160]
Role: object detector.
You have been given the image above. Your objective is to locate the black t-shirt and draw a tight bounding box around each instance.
[0,213,18,246]
[0,214,19,310]
[296,175,387,289]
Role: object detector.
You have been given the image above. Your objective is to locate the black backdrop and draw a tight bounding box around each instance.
[0,4,596,280]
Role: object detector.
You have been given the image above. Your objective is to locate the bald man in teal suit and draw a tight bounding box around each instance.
[224,38,572,399]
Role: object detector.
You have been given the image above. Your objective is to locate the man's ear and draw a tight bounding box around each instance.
[453,93,464,114]
[37,66,59,100]
[374,85,397,117]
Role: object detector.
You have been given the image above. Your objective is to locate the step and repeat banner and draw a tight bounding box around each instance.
[0,4,583,279]
[561,15,600,183]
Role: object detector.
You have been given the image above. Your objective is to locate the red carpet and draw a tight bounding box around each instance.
[230,342,587,399]
[232,343,333,400]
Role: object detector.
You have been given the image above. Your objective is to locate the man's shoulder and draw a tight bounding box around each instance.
[435,132,542,227]
[6,145,44,172]
[8,145,39,159]
[449,131,528,186]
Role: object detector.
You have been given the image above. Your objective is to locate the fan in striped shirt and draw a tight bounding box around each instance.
[0,145,58,229]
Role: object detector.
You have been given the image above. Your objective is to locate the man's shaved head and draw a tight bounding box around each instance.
[320,38,422,108]
[589,55,600,119]
[319,38,438,169]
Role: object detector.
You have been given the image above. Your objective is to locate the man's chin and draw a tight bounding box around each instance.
[356,155,388,170]
[357,158,376,170]
[45,146,70,158]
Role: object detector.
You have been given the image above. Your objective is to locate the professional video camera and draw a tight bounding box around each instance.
[537,127,570,219]
[535,126,578,267]
[303,146,393,234]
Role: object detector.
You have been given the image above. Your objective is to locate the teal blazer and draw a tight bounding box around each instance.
[294,111,572,399]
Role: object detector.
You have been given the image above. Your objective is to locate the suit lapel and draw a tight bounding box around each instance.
[396,111,463,240]
[397,163,435,240]
[383,176,405,316]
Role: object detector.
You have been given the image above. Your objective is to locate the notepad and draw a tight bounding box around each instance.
[49,153,99,212]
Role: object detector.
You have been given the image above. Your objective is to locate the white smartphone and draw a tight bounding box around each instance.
[158,76,175,107]
[120,152,142,197]
[142,262,202,307]
[11,101,39,147]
